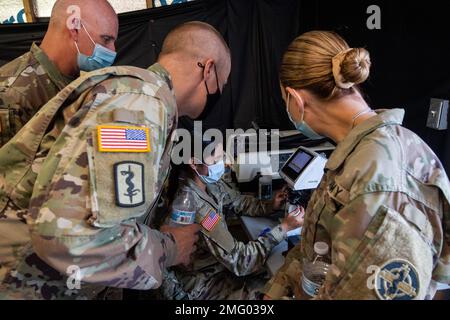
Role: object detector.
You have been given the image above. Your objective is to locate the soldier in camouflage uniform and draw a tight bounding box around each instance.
[0,21,231,299]
[0,0,119,283]
[0,43,75,146]
[160,142,303,300]
[0,0,118,146]
[262,31,450,300]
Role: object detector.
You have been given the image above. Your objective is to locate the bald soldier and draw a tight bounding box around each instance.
[0,21,231,299]
[0,0,118,146]
[0,0,118,285]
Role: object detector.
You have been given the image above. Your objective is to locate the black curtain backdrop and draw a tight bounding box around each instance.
[0,0,449,172]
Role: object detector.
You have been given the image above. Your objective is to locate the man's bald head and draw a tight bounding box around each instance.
[49,0,117,32]
[159,21,230,73]
[40,0,118,76]
[157,22,231,120]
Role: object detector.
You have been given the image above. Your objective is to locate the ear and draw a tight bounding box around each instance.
[202,59,215,80]
[68,27,79,42]
[286,87,305,110]
[67,17,80,41]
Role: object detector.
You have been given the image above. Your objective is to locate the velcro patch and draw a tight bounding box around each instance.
[114,161,145,208]
[201,209,220,232]
[375,259,420,300]
[97,125,151,153]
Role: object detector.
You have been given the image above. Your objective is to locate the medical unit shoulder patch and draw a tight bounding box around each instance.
[97,125,151,153]
[201,209,220,232]
[114,161,145,208]
[375,259,420,300]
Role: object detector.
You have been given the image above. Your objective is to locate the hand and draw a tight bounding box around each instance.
[272,186,288,211]
[280,206,305,233]
[161,224,201,266]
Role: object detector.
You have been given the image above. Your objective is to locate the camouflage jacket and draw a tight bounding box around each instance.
[263,109,450,300]
[161,178,286,300]
[0,43,74,146]
[0,63,179,299]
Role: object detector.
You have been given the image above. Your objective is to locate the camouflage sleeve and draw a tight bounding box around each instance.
[28,90,178,290]
[262,243,303,299]
[218,180,274,217]
[159,269,189,300]
[202,224,286,277]
[0,89,33,145]
[264,191,440,300]
[318,192,436,300]
[435,185,450,284]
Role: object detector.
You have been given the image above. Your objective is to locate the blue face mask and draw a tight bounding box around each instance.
[286,91,324,140]
[75,24,116,72]
[195,160,225,184]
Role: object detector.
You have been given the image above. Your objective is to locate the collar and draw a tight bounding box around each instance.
[326,108,405,171]
[147,62,174,91]
[183,178,218,209]
[30,42,74,90]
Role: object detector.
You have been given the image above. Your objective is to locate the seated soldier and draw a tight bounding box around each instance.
[160,140,304,300]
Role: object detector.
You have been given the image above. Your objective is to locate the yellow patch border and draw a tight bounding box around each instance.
[97,125,151,153]
[201,209,221,232]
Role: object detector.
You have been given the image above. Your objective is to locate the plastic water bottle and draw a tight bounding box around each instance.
[301,242,330,298]
[169,190,196,227]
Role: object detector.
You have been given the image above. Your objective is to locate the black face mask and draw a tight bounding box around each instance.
[195,62,221,121]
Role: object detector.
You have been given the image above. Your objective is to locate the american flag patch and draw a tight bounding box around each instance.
[201,209,220,232]
[97,125,151,153]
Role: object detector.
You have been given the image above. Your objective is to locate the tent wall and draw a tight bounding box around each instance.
[0,0,448,171]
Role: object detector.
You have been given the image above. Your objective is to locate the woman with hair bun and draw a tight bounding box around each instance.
[263,31,450,300]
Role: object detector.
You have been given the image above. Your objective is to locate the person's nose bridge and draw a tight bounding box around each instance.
[109,41,117,52]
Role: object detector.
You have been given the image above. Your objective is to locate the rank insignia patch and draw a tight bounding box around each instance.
[375,259,420,300]
[98,125,150,153]
[114,161,145,208]
[201,209,220,232]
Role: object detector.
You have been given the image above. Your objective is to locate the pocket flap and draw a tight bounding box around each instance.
[329,205,434,300]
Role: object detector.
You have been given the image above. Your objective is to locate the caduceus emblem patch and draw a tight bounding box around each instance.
[114,161,145,208]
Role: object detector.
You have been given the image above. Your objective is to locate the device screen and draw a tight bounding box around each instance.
[288,151,313,173]
[281,149,314,182]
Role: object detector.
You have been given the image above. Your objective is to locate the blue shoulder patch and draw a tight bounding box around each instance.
[375,259,420,300]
